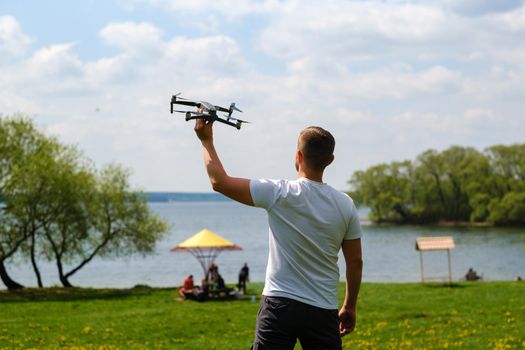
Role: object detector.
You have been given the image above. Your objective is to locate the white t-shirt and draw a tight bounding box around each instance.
[250,177,362,310]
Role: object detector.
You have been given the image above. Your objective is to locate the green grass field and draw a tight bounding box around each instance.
[0,282,523,350]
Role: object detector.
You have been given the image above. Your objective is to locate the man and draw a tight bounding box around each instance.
[238,262,250,294]
[194,118,362,350]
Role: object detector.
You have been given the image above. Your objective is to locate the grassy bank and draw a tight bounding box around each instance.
[1,282,523,350]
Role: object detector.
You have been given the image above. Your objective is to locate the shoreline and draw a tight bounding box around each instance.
[360,217,522,228]
[2,280,523,298]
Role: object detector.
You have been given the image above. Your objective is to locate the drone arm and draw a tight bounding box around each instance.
[173,100,200,107]
[215,118,241,130]
[199,138,254,206]
[171,100,199,114]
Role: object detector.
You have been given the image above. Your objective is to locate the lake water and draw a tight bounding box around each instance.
[3,199,525,289]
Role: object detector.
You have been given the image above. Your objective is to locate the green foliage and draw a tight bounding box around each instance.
[350,161,413,223]
[350,144,525,225]
[0,116,48,260]
[469,193,491,222]
[88,164,168,258]
[0,115,169,288]
[488,192,525,225]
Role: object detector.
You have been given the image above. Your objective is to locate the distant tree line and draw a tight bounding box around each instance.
[349,144,525,225]
[0,115,169,290]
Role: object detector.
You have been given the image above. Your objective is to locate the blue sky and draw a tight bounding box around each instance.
[1,0,525,191]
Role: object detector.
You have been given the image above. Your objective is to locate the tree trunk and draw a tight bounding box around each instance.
[56,257,73,288]
[59,274,73,288]
[449,175,462,219]
[0,260,24,290]
[30,233,43,288]
[394,204,409,221]
[431,172,447,215]
[63,233,113,283]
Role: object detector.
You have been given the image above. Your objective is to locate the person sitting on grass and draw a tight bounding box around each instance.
[465,267,482,281]
[178,275,196,299]
[210,274,237,299]
[217,274,226,290]
[179,275,209,301]
[201,278,210,295]
[207,263,219,289]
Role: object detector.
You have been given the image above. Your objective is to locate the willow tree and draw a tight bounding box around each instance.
[349,161,413,222]
[0,116,48,289]
[40,163,168,287]
[21,143,94,288]
[350,144,525,225]
[1,115,169,288]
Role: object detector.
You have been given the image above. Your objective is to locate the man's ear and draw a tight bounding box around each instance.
[296,149,304,164]
[327,154,335,166]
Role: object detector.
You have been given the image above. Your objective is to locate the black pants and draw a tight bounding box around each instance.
[238,277,247,293]
[251,296,342,350]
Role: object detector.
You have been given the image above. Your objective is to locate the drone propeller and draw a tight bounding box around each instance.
[229,103,243,113]
[172,93,191,101]
[173,110,204,115]
[224,115,250,123]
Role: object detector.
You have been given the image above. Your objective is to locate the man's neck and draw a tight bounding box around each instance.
[297,170,324,183]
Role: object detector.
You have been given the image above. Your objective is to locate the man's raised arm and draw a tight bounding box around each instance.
[194,118,254,206]
[339,238,363,337]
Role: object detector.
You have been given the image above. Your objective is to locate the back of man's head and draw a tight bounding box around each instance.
[298,126,335,171]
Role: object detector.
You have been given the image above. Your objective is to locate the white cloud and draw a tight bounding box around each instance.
[385,109,509,152]
[444,0,524,16]
[165,35,247,78]
[464,108,495,121]
[333,109,370,125]
[490,5,525,31]
[83,55,132,85]
[2,2,525,191]
[0,19,256,190]
[134,0,282,19]
[0,91,38,115]
[1,43,86,99]
[285,62,462,100]
[258,2,448,60]
[0,16,32,62]
[99,22,164,54]
[28,43,82,74]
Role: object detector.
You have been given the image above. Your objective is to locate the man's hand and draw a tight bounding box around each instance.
[194,116,213,143]
[340,239,362,337]
[339,307,356,336]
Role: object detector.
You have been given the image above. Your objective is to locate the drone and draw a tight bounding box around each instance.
[170,93,250,130]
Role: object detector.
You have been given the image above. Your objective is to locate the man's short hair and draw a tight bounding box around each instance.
[298,126,335,171]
